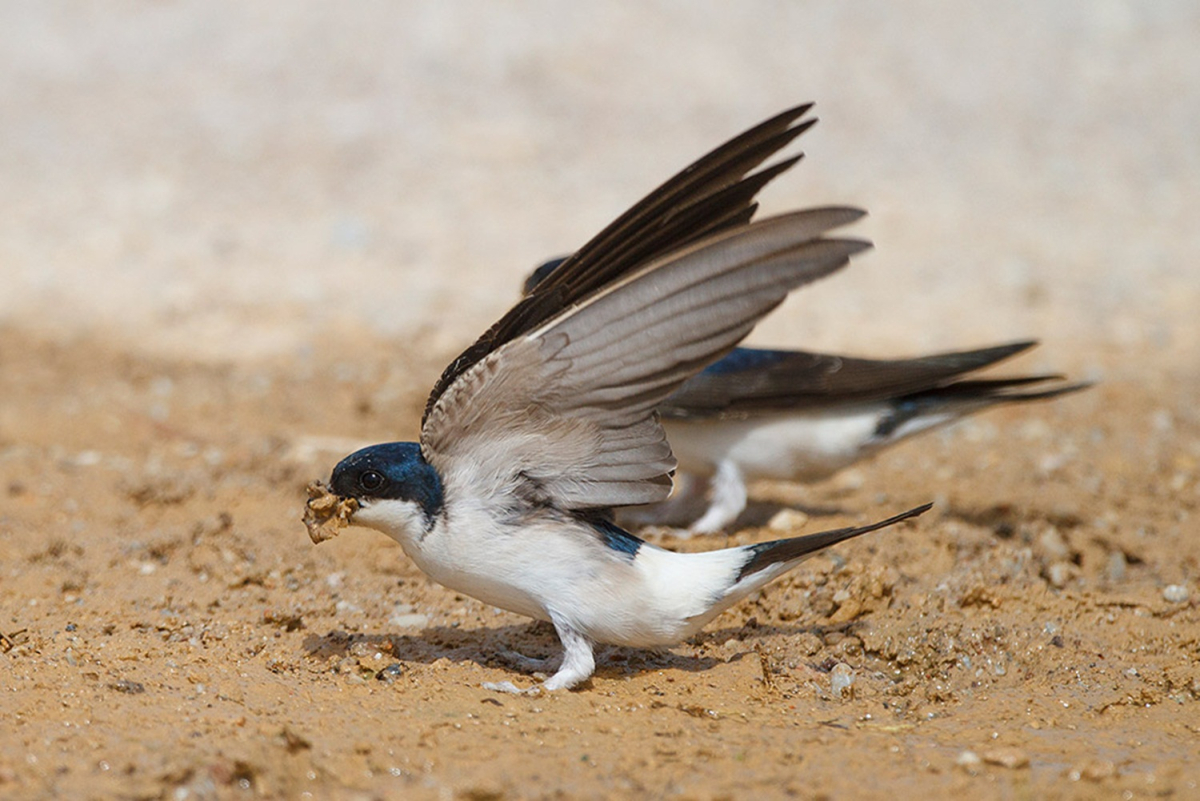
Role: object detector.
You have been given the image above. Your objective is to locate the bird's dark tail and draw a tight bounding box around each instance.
[874,377,1091,438]
[737,503,932,582]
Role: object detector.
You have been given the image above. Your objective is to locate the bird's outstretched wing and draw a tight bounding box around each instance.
[423,104,820,426]
[421,207,870,510]
[657,341,1071,418]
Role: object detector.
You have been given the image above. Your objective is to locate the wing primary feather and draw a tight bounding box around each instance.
[557,109,816,274]
[556,137,812,291]
[659,340,1061,418]
[424,105,821,424]
[562,154,807,297]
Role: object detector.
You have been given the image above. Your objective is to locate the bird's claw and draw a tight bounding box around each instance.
[482,680,543,696]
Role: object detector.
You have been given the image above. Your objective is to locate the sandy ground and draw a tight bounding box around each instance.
[3,3,1199,799]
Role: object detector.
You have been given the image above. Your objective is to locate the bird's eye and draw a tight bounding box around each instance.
[358,470,385,493]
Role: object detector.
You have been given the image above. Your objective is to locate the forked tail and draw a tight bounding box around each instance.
[737,502,933,582]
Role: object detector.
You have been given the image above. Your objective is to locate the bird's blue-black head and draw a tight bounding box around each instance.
[330,442,444,526]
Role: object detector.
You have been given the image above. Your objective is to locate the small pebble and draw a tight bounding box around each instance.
[1047,561,1073,588]
[388,613,429,629]
[109,679,146,695]
[1068,759,1117,782]
[830,662,855,699]
[768,508,809,532]
[1037,527,1070,560]
[983,747,1030,769]
[956,750,982,770]
[1163,584,1189,603]
[794,631,823,656]
[376,663,404,684]
[348,641,376,658]
[831,469,864,492]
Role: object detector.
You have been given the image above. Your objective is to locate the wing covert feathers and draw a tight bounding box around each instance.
[421,206,869,510]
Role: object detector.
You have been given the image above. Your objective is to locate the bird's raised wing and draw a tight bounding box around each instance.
[421,207,870,510]
[658,341,1053,418]
[423,104,820,427]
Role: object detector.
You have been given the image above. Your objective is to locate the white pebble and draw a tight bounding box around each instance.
[1037,527,1070,560]
[768,508,809,532]
[388,613,430,629]
[1163,584,1189,603]
[830,662,855,698]
[1047,561,1073,588]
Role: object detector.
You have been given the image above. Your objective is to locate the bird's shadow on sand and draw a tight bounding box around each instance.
[302,621,723,681]
[301,617,857,684]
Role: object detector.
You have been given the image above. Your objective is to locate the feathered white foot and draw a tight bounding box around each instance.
[689,459,747,534]
[483,619,596,693]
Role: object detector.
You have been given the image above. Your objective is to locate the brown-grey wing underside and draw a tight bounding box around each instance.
[421,208,871,510]
[424,104,821,426]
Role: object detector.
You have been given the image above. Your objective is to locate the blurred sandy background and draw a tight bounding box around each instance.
[3,5,1200,799]
[3,2,1196,372]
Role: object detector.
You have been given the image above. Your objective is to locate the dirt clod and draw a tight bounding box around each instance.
[302,482,359,544]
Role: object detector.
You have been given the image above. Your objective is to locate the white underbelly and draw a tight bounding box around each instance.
[398,506,745,648]
[663,408,888,483]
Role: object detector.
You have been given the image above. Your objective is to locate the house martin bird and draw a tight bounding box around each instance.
[658,341,1087,533]
[305,104,932,692]
[521,292,1088,535]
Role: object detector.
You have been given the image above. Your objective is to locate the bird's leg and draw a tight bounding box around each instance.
[689,459,746,534]
[483,617,595,695]
[541,620,596,691]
